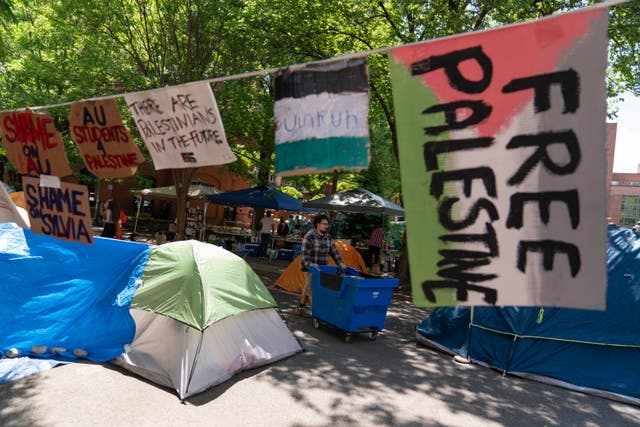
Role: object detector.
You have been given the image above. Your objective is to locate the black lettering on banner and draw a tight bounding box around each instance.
[423,137,494,171]
[422,279,498,304]
[517,240,581,277]
[506,130,581,185]
[438,197,499,231]
[506,190,580,229]
[410,46,492,94]
[422,100,492,135]
[439,222,499,257]
[502,69,579,114]
[430,167,497,198]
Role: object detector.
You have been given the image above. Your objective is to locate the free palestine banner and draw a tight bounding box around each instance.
[274,58,370,177]
[0,109,72,177]
[389,8,608,309]
[124,82,236,170]
[68,99,146,179]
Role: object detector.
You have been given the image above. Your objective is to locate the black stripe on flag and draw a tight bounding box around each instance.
[275,57,368,100]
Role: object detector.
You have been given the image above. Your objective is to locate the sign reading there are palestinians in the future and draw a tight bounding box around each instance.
[274,58,370,177]
[69,99,146,179]
[23,176,93,245]
[389,8,609,309]
[124,82,236,170]
[0,109,73,177]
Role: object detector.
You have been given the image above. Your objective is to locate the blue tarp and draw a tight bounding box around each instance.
[0,223,151,363]
[417,226,640,403]
[207,185,303,211]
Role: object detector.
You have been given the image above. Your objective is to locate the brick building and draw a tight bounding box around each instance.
[606,122,640,227]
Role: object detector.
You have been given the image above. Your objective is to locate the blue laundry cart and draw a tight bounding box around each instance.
[309,265,399,342]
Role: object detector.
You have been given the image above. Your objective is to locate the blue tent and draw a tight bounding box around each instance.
[207,185,303,211]
[417,226,640,405]
[0,223,151,363]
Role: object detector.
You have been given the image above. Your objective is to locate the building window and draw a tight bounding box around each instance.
[620,196,640,227]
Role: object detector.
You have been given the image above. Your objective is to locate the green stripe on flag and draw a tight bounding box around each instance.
[276,136,369,174]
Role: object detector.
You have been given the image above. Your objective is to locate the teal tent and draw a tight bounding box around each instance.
[417,226,640,405]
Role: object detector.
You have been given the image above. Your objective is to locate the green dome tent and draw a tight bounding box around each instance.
[114,240,302,400]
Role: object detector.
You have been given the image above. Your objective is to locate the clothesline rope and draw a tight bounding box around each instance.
[20,0,629,113]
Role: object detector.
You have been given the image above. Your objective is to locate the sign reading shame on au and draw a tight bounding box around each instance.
[69,99,146,179]
[389,8,609,309]
[23,176,93,245]
[124,82,236,170]
[0,109,72,177]
[274,58,370,177]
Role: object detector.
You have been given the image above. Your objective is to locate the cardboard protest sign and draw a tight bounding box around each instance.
[124,82,236,170]
[0,182,28,228]
[22,176,93,245]
[69,99,146,178]
[274,58,370,177]
[389,8,608,308]
[0,109,72,177]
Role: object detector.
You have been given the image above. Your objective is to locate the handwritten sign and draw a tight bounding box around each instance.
[274,58,370,177]
[69,99,146,178]
[0,182,28,228]
[124,82,236,170]
[0,109,72,177]
[23,176,93,245]
[389,9,608,309]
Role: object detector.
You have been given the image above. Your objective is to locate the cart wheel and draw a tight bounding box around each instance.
[313,318,320,329]
[370,331,378,340]
[345,334,352,343]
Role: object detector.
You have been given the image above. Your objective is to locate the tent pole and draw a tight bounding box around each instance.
[201,201,208,242]
[133,195,142,234]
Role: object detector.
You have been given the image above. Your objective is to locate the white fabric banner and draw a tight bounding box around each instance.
[125,83,236,170]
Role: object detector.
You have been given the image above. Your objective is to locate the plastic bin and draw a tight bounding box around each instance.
[309,265,398,342]
[277,249,294,260]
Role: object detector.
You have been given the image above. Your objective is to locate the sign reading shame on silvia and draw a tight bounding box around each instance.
[23,176,93,245]
[389,8,609,309]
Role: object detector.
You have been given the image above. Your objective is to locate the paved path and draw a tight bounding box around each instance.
[1,258,639,426]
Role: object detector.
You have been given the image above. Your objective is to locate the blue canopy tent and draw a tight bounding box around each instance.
[416,226,640,405]
[207,185,303,211]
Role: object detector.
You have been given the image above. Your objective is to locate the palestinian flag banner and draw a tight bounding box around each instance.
[274,58,370,177]
[124,82,236,170]
[389,8,609,309]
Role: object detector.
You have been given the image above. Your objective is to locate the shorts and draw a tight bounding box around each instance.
[302,271,312,294]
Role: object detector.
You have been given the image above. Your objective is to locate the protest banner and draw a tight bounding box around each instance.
[124,82,236,170]
[69,99,146,178]
[389,8,608,308]
[0,182,28,228]
[23,176,93,245]
[0,109,72,177]
[274,58,370,177]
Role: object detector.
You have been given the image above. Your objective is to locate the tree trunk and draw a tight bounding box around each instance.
[172,167,197,241]
[397,231,410,289]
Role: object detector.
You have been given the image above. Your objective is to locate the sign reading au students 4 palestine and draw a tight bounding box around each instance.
[274,58,370,177]
[69,99,146,179]
[125,82,236,170]
[389,8,609,309]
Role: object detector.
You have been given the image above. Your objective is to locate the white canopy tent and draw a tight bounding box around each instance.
[132,182,220,240]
